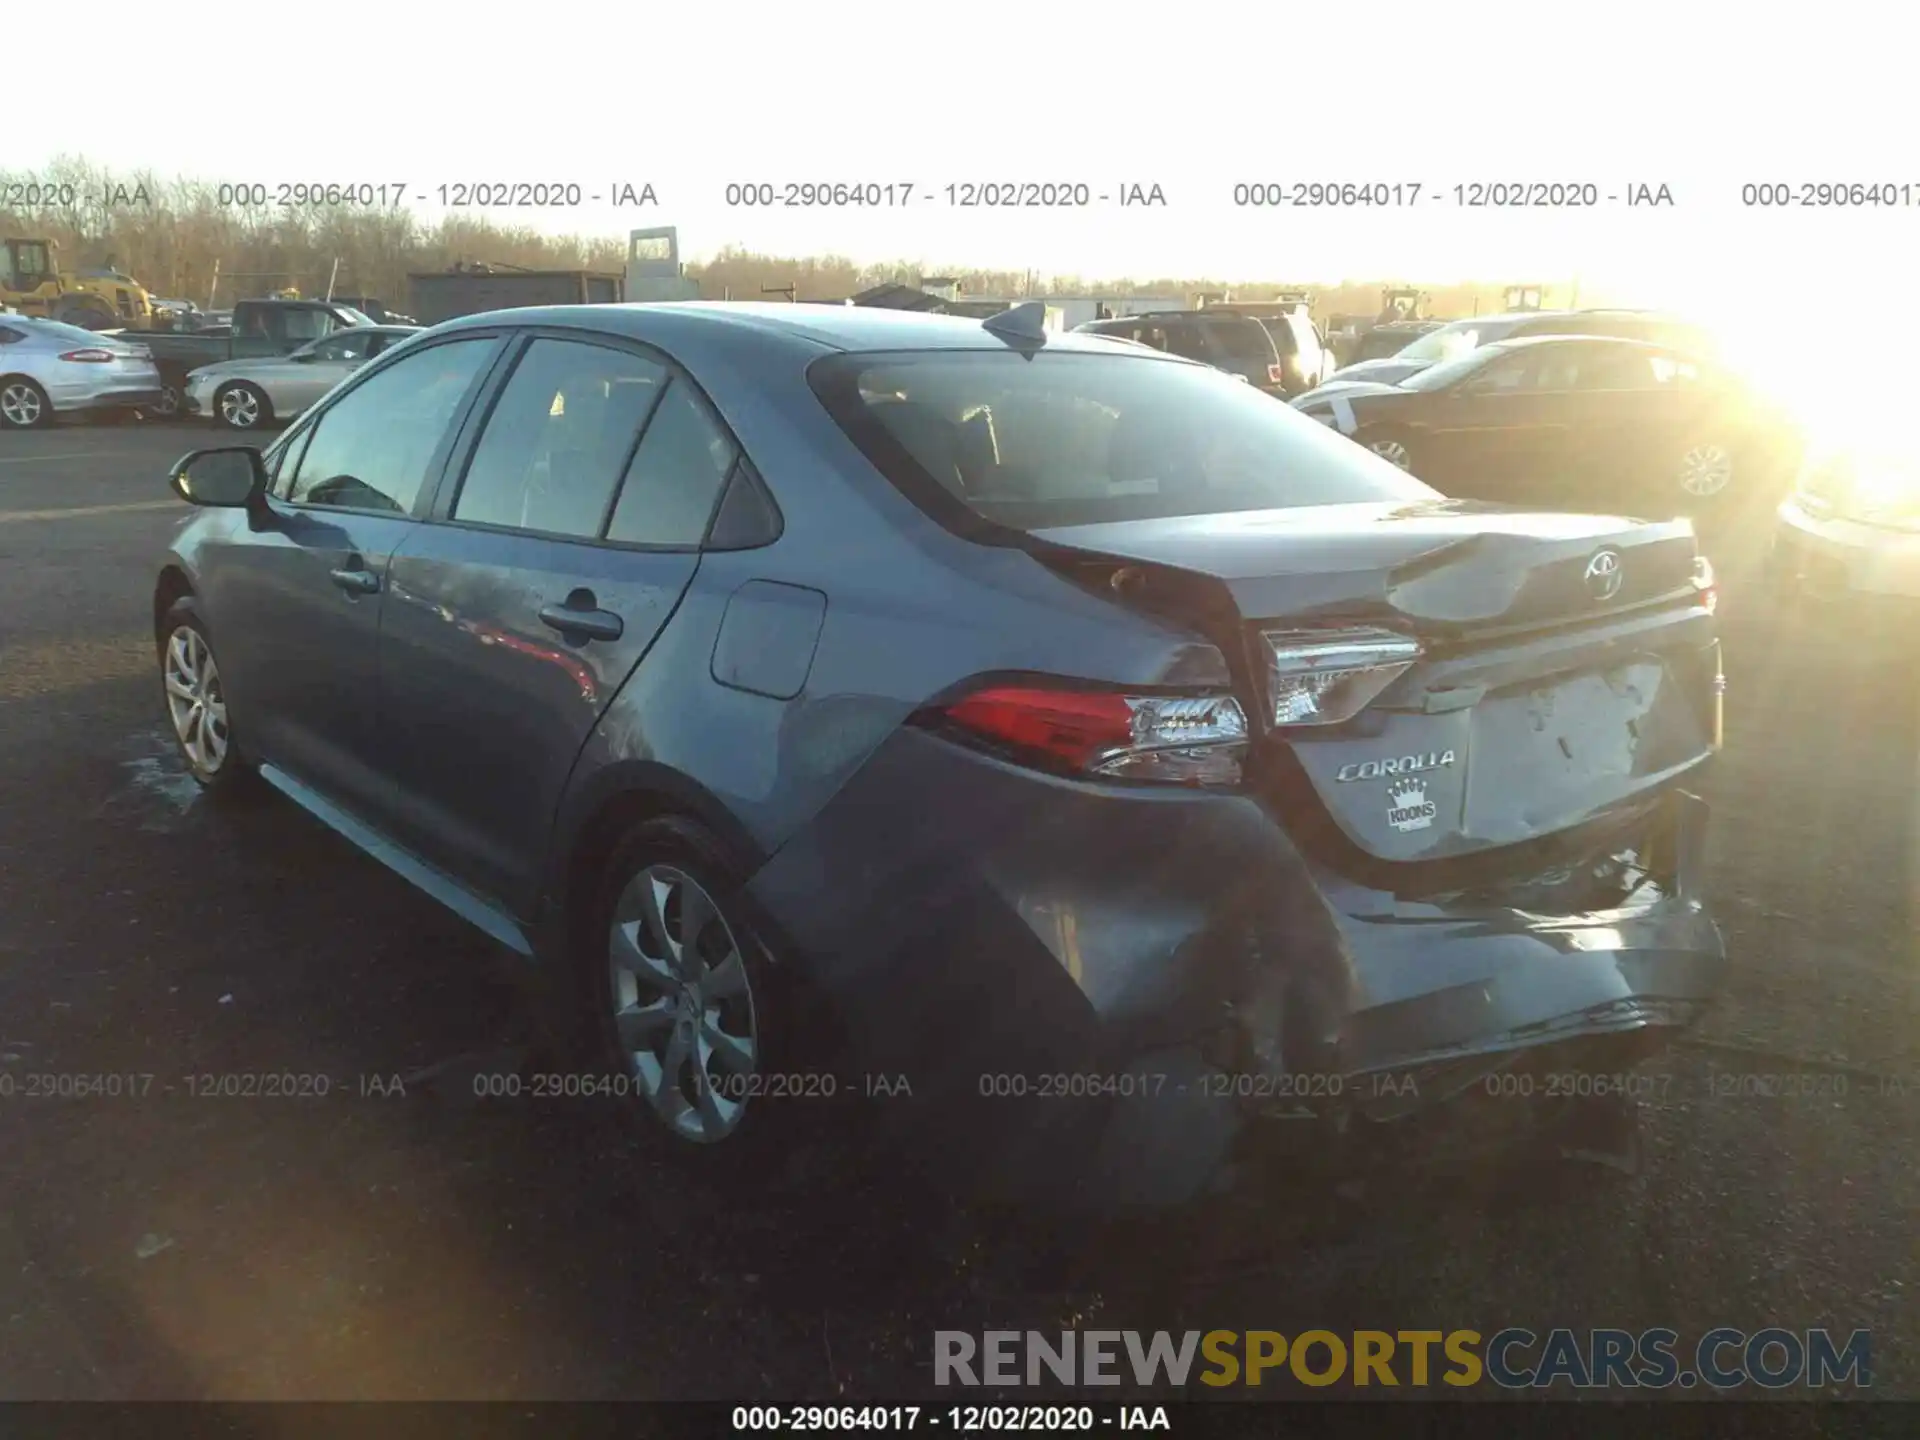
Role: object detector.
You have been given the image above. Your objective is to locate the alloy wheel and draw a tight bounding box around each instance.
[219,386,261,428]
[151,385,182,418]
[163,625,230,773]
[608,863,759,1143]
[1369,438,1411,470]
[1,382,44,428]
[1680,443,1733,497]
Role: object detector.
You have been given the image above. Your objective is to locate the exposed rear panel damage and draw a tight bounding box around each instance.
[749,721,1725,1212]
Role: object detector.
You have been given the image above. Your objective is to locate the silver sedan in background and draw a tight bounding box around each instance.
[185,325,422,430]
[0,317,165,428]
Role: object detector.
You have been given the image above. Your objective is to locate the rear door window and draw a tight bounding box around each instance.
[278,308,335,342]
[451,338,667,539]
[605,379,739,546]
[1160,323,1213,362]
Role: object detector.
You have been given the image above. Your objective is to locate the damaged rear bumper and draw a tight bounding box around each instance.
[1321,788,1722,1089]
[746,728,1725,1211]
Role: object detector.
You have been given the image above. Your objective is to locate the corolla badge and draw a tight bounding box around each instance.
[1334,749,1455,783]
[1584,548,1624,601]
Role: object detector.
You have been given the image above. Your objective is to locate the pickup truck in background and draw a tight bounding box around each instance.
[113,298,372,415]
[325,296,419,326]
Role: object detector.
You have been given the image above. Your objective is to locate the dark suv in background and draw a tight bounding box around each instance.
[1075,309,1300,396]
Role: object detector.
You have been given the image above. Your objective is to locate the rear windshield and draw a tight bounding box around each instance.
[1209,317,1279,361]
[809,349,1436,533]
[1257,318,1299,355]
[1395,321,1487,363]
[15,318,119,347]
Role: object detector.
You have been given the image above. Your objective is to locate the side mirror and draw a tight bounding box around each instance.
[170,447,268,508]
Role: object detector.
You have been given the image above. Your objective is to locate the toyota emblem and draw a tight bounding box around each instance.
[1584,548,1624,601]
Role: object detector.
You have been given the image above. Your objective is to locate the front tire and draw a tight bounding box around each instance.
[0,377,53,429]
[576,816,798,1166]
[157,597,253,792]
[215,381,271,431]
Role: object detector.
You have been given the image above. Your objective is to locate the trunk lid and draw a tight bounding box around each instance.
[1030,499,1720,866]
[1031,499,1700,632]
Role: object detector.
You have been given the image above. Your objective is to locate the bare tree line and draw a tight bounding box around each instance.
[4,155,1570,318]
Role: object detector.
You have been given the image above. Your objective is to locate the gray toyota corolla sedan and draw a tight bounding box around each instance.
[151,301,1727,1211]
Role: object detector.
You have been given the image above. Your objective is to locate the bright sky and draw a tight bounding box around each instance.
[14,0,1907,440]
[15,0,1903,294]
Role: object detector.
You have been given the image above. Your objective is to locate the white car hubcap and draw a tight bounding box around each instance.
[164,626,230,773]
[2,384,42,426]
[221,388,260,427]
[608,863,758,1144]
[1681,444,1733,497]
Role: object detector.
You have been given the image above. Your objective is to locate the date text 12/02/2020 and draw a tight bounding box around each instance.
[730,1405,1173,1433]
[720,182,1165,208]
[203,181,662,208]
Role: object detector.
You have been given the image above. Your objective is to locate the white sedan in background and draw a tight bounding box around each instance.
[1772,446,1920,602]
[184,324,421,430]
[0,316,165,427]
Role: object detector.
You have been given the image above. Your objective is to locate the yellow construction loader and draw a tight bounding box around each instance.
[0,238,156,327]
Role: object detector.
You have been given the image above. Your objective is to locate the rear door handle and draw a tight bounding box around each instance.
[538,600,624,642]
[329,564,379,596]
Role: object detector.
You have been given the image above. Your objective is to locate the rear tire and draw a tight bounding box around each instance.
[0,377,53,429]
[570,815,813,1174]
[1357,427,1414,473]
[145,383,184,420]
[215,381,271,431]
[1676,436,1736,508]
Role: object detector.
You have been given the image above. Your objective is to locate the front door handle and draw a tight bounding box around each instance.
[329,564,379,596]
[539,594,624,642]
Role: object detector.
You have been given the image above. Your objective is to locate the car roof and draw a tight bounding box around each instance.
[1480,333,1691,355]
[1091,309,1259,324]
[1443,310,1581,327]
[430,301,1143,357]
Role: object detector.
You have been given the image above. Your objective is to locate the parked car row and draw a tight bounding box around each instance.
[1075,306,1333,397]
[0,296,416,426]
[1290,333,1793,516]
[1065,302,1778,522]
[150,300,1725,1210]
[1328,308,1717,388]
[183,324,422,429]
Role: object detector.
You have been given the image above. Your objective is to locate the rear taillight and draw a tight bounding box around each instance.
[937,684,1249,787]
[1267,363,1287,385]
[1693,555,1717,614]
[1262,627,1423,727]
[58,348,115,363]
